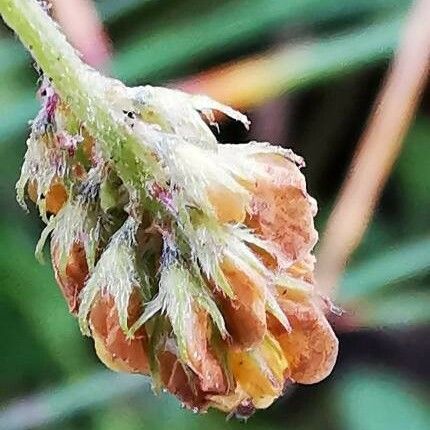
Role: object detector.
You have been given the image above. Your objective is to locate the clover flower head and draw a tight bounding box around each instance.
[18,78,338,414]
[9,0,338,415]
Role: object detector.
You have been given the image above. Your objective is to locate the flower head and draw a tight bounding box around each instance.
[19,77,338,415]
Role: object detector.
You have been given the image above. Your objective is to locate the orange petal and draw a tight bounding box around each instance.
[45,183,68,214]
[270,295,338,384]
[27,181,68,214]
[246,154,317,264]
[158,350,208,410]
[217,259,266,348]
[90,292,149,374]
[185,307,228,394]
[51,241,88,314]
[207,183,246,223]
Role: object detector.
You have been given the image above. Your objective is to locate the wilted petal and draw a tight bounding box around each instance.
[78,217,139,334]
[185,307,228,394]
[245,153,317,264]
[269,293,338,384]
[154,264,228,393]
[44,182,68,214]
[158,350,208,411]
[287,255,316,283]
[89,291,149,374]
[51,241,88,313]
[28,181,68,215]
[217,259,266,348]
[149,139,249,222]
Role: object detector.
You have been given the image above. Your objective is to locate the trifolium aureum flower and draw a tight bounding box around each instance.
[0,0,337,416]
[18,76,338,415]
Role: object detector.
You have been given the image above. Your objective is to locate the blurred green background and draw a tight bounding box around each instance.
[1,0,430,429]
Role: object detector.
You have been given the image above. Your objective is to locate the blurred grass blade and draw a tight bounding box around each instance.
[52,0,111,68]
[177,14,405,108]
[113,0,411,82]
[340,237,430,302]
[317,0,430,296]
[0,371,149,430]
[96,0,154,22]
[0,0,410,78]
[360,291,430,328]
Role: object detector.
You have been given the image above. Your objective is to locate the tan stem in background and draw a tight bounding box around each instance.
[51,0,111,68]
[316,0,430,297]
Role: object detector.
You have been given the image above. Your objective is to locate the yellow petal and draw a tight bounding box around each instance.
[228,334,288,409]
[209,386,248,413]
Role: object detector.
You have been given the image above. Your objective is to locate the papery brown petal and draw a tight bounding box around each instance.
[217,260,266,348]
[185,307,228,394]
[246,154,317,264]
[158,350,208,410]
[51,242,88,313]
[271,296,338,384]
[90,291,149,374]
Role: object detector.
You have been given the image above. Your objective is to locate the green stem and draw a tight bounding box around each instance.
[0,0,155,186]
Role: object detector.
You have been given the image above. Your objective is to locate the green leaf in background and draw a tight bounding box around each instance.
[396,117,430,228]
[96,0,154,22]
[0,38,28,75]
[334,367,430,430]
[0,222,92,376]
[340,237,430,302]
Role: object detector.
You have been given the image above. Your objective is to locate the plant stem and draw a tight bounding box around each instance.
[0,0,154,186]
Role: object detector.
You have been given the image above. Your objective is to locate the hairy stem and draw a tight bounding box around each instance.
[0,0,154,186]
